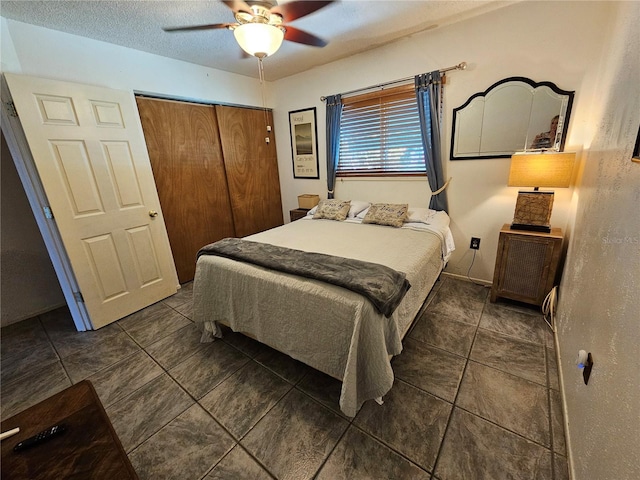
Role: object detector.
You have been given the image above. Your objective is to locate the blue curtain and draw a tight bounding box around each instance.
[325,94,343,199]
[415,72,448,212]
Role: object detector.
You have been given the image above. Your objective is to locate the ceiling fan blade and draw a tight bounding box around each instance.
[283,26,327,47]
[271,1,335,22]
[221,0,252,14]
[163,23,234,32]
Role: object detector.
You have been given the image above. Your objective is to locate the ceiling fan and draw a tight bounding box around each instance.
[163,0,335,58]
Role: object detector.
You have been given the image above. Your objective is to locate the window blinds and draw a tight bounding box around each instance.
[337,84,426,176]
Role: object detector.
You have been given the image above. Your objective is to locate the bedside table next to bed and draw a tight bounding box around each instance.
[290,208,310,222]
[490,224,564,306]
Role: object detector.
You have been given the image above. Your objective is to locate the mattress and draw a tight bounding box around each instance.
[193,213,452,416]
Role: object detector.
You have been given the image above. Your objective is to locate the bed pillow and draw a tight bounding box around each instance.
[348,200,371,218]
[405,207,438,224]
[362,203,409,227]
[313,199,351,221]
[356,207,369,220]
[309,200,369,218]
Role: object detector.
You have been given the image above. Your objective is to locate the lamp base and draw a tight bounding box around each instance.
[510,223,551,233]
[511,191,554,233]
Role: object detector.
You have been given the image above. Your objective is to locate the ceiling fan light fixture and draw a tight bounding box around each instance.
[234,23,284,58]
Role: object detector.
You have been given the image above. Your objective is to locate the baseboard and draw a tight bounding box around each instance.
[1,302,67,328]
[440,271,493,287]
[554,332,575,480]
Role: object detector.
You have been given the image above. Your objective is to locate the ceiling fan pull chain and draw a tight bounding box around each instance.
[258,56,265,86]
[258,57,270,133]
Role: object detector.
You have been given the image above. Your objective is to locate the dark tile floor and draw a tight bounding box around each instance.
[1,276,569,480]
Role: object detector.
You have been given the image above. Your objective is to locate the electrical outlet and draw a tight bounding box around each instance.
[470,237,481,250]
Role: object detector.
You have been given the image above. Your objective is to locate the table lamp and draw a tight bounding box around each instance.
[508,151,576,233]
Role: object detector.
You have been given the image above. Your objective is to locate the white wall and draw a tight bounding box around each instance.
[271,1,614,282]
[1,133,66,325]
[0,17,21,72]
[556,2,640,479]
[1,18,268,108]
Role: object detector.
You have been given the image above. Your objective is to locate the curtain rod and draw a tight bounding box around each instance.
[320,62,467,102]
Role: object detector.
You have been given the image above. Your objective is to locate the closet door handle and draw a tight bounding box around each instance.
[149,210,158,218]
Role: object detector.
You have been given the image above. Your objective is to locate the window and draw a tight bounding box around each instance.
[337,84,426,177]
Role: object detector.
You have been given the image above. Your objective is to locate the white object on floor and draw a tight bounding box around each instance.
[0,427,20,441]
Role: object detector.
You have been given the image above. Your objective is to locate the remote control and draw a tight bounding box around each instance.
[13,424,66,452]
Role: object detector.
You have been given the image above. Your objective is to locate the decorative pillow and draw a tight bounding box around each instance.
[362,203,409,227]
[405,207,437,224]
[348,200,371,218]
[313,199,351,221]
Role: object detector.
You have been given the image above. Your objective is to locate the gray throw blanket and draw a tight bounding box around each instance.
[197,238,411,318]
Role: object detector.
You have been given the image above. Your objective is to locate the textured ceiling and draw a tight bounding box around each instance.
[0,1,509,81]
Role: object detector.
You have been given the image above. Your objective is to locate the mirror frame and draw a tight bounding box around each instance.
[450,77,574,160]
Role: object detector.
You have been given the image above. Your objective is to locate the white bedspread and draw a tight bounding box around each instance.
[193,217,451,416]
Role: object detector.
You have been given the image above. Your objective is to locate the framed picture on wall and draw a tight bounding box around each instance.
[289,107,319,179]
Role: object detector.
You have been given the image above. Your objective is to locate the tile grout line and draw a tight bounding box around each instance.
[427,292,557,478]
[436,315,557,452]
[2,279,566,479]
[122,334,219,462]
[125,301,289,479]
[309,420,351,479]
[103,327,201,455]
[429,292,488,480]
[346,420,435,477]
[137,330,288,480]
[230,379,295,479]
[544,341,557,480]
[406,322,550,386]
[36,314,74,389]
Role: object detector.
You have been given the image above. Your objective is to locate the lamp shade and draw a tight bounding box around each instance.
[508,152,576,188]
[233,23,284,58]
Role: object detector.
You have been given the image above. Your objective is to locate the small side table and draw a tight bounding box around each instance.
[290,208,310,222]
[1,380,137,479]
[490,224,564,306]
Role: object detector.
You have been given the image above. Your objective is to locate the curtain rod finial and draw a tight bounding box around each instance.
[458,62,467,70]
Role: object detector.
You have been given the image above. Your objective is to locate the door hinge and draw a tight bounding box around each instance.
[43,206,54,219]
[73,291,84,303]
[4,101,18,118]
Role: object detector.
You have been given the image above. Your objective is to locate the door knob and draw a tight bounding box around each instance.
[149,210,158,218]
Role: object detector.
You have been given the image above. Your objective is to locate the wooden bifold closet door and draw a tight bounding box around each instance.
[136,97,283,284]
[216,105,283,237]
[136,97,235,283]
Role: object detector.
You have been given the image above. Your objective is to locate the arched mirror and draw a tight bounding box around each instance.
[450,77,574,160]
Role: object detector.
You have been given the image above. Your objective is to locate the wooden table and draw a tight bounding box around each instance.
[290,208,310,221]
[1,380,137,479]
[490,224,563,306]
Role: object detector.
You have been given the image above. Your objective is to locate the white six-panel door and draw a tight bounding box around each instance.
[5,73,178,329]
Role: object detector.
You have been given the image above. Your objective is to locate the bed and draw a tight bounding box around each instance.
[193,203,454,417]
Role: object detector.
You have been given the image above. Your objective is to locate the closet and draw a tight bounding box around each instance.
[136,97,283,283]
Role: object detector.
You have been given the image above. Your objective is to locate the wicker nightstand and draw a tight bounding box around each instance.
[490,224,564,306]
